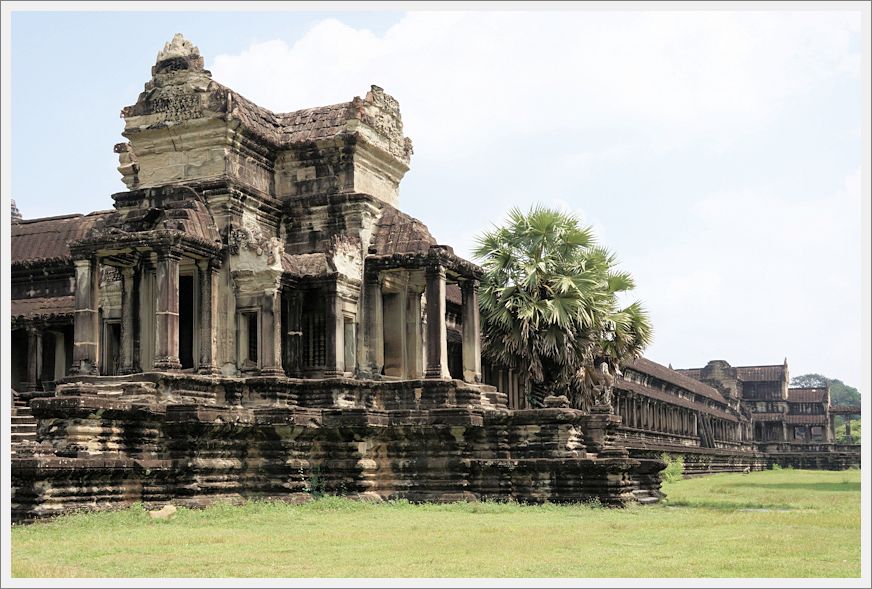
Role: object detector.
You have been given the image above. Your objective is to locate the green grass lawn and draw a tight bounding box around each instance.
[11,468,861,578]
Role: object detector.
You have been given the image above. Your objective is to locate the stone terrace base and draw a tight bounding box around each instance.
[11,375,666,522]
[620,437,860,476]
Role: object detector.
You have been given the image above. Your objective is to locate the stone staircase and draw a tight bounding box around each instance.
[11,401,38,452]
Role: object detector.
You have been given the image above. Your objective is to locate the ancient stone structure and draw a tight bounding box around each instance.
[9,35,665,521]
[608,358,860,473]
[672,360,861,470]
[487,356,860,475]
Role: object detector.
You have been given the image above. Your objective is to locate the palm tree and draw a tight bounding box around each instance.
[474,206,652,410]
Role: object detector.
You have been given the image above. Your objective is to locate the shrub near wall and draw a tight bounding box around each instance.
[661,453,685,483]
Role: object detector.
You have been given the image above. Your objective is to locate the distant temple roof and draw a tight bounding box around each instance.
[735,365,787,382]
[625,357,728,405]
[676,362,788,383]
[788,387,829,403]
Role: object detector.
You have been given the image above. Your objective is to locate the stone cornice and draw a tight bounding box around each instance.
[365,247,483,280]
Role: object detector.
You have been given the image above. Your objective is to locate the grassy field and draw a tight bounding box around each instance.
[11,468,861,578]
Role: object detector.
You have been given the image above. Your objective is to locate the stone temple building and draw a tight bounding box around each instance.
[8,35,859,520]
[611,358,860,473]
[9,34,665,521]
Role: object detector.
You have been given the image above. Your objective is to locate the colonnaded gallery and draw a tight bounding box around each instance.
[8,35,860,521]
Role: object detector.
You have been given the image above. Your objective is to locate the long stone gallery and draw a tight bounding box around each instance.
[9,35,860,521]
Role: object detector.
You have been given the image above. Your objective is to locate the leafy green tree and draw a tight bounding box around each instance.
[474,206,652,409]
[829,379,861,406]
[790,373,829,388]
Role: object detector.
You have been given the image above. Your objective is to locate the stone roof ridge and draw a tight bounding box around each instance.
[14,212,84,224]
[736,363,786,369]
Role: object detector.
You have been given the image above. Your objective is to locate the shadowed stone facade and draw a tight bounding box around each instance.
[9,35,666,521]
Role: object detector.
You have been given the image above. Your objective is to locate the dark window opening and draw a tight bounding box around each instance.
[179,275,195,369]
[41,331,57,386]
[62,325,74,377]
[447,339,462,380]
[302,291,326,368]
[247,312,258,364]
[11,329,28,391]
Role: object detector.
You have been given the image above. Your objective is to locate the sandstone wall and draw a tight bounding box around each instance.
[11,376,666,522]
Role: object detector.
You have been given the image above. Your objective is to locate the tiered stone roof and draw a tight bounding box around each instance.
[11,212,113,265]
[370,206,437,256]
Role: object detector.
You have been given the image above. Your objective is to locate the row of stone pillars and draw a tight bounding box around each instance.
[615,393,740,443]
[615,394,700,437]
[73,251,219,375]
[360,265,481,382]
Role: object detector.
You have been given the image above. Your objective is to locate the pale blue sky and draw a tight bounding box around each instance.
[7,8,868,391]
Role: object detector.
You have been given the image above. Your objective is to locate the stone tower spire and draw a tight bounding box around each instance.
[11,198,22,223]
[152,33,206,76]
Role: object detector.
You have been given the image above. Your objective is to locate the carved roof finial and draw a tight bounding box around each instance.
[152,33,206,77]
[11,198,22,223]
[157,33,200,62]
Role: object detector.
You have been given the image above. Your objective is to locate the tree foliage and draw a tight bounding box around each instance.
[829,379,861,406]
[474,206,652,409]
[790,373,829,388]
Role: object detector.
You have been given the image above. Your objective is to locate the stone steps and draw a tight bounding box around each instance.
[11,407,39,453]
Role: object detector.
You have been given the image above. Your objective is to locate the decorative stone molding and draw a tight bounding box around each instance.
[223,225,279,266]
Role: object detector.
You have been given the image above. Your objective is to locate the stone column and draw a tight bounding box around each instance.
[120,267,137,374]
[137,257,155,371]
[324,286,345,377]
[460,279,482,383]
[406,287,424,378]
[360,271,384,378]
[828,414,836,443]
[260,284,284,376]
[154,249,181,370]
[424,265,450,379]
[196,259,218,374]
[26,326,42,391]
[72,257,99,375]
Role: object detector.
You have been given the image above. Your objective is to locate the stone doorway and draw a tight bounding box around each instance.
[179,275,195,369]
[103,322,121,376]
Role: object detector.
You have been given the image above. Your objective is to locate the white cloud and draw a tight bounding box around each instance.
[209,11,863,386]
[211,11,861,161]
